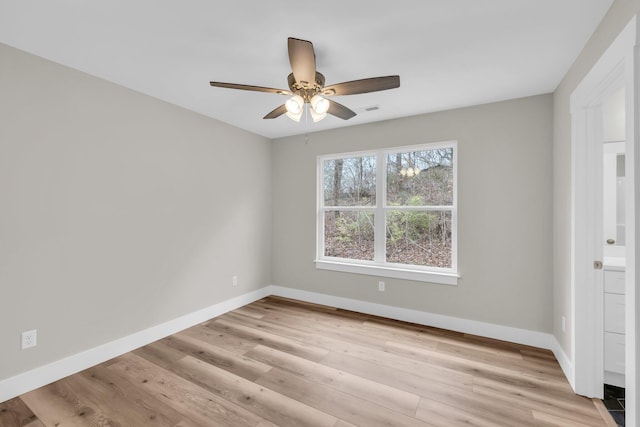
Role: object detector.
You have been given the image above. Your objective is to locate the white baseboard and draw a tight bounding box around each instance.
[269,285,578,391]
[0,287,271,403]
[550,337,575,390]
[1,284,576,403]
[267,286,582,393]
[604,370,625,388]
[268,285,556,350]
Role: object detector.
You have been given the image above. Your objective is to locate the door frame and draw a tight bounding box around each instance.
[570,14,638,423]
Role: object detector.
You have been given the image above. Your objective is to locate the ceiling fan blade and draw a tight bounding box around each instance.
[288,37,316,87]
[264,104,287,119]
[328,100,356,120]
[323,76,400,96]
[210,81,290,95]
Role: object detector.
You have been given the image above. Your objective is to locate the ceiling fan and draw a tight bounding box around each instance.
[210,37,400,123]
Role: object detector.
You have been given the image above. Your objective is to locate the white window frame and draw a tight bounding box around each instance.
[315,141,459,285]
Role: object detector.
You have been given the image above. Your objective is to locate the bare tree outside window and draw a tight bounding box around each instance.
[323,156,376,206]
[323,156,376,259]
[386,149,453,267]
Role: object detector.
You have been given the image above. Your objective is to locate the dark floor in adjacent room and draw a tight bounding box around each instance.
[603,384,625,427]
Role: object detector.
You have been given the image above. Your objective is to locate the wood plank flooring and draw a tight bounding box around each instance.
[0,296,615,426]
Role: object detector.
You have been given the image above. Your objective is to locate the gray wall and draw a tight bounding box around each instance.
[272,94,553,332]
[0,43,272,381]
[553,0,640,360]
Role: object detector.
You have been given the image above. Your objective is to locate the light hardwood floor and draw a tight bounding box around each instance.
[0,296,616,426]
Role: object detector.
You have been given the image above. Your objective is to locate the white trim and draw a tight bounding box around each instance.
[268,285,554,350]
[318,140,458,161]
[314,259,459,285]
[629,30,640,425]
[376,147,386,263]
[0,287,270,403]
[569,15,638,411]
[604,370,626,388]
[551,336,576,391]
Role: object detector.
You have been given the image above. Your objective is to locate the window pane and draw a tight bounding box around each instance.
[324,156,376,206]
[324,211,375,260]
[386,210,451,268]
[386,148,453,206]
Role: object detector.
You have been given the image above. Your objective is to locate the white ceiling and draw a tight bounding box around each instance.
[0,0,613,139]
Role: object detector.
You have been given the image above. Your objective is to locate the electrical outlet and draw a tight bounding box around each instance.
[232,275,238,286]
[21,329,37,350]
[378,281,385,292]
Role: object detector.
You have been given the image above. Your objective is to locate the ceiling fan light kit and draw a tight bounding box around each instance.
[285,95,304,122]
[210,37,400,124]
[311,95,330,114]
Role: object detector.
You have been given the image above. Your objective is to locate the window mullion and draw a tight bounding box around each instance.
[375,152,386,263]
[317,159,324,260]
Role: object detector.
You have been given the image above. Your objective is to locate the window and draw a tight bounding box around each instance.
[316,141,458,285]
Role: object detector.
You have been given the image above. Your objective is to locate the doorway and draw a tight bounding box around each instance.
[570,14,637,425]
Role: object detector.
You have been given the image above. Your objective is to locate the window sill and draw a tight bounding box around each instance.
[314,259,459,285]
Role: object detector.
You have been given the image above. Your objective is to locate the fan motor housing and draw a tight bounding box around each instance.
[288,72,325,101]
